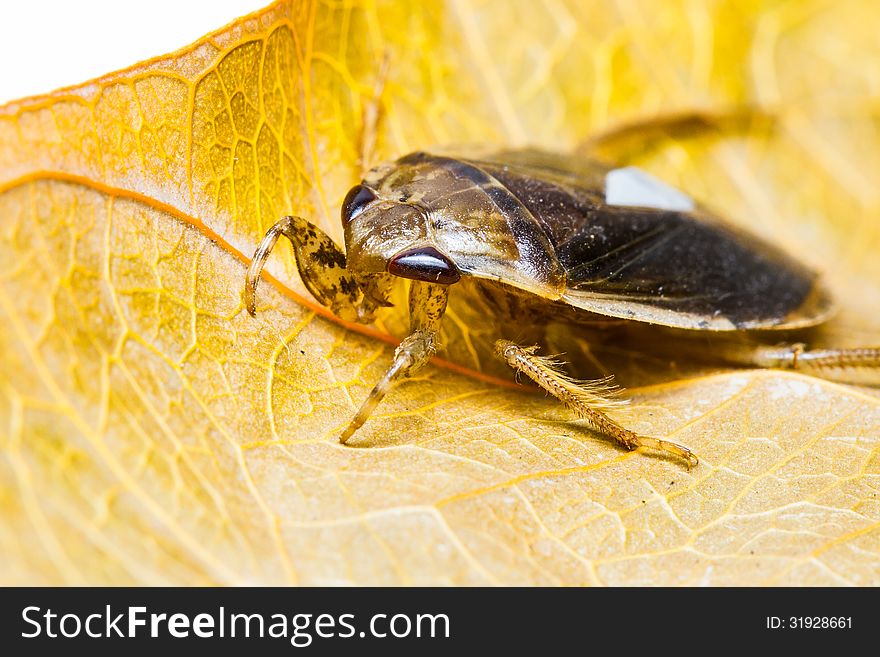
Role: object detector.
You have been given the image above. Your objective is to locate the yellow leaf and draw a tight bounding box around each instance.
[1,0,879,585]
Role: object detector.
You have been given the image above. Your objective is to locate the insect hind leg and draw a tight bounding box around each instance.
[494,339,698,468]
[747,343,880,385]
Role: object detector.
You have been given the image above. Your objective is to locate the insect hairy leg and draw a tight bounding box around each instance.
[340,281,449,444]
[502,344,629,413]
[749,343,880,385]
[495,340,698,468]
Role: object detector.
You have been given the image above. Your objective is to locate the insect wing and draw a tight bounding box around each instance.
[460,150,834,330]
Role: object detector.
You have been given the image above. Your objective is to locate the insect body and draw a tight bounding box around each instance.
[245,149,878,467]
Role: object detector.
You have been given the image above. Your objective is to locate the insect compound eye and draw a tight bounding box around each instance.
[387,245,462,285]
[341,185,379,223]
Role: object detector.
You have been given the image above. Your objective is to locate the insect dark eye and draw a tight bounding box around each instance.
[341,185,378,223]
[387,246,462,285]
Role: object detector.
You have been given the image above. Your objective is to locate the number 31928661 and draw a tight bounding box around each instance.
[767,617,852,629]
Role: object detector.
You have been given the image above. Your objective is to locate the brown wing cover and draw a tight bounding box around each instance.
[458,150,833,330]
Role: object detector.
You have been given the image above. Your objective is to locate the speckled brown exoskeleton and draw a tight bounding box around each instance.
[244,147,880,468]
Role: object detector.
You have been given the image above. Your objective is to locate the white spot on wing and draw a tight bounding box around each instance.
[605,166,696,211]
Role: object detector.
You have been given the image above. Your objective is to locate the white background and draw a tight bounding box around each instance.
[0,0,269,105]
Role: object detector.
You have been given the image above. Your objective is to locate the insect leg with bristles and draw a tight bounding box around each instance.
[748,343,880,385]
[494,340,698,468]
[694,338,880,386]
[340,281,448,443]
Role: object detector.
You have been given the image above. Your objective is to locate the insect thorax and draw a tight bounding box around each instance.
[345,152,567,297]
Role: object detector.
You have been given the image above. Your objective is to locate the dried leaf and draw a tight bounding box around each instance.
[1,0,878,585]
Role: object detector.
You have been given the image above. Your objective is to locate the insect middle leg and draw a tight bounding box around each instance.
[495,339,698,468]
[339,281,449,443]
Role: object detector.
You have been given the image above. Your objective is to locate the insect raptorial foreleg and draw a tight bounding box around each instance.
[339,281,449,443]
[748,343,880,385]
[245,215,388,324]
[494,340,699,468]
